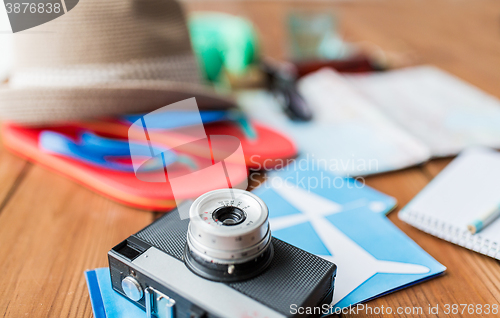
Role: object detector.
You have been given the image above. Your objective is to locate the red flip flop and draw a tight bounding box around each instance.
[73,117,298,169]
[2,123,248,211]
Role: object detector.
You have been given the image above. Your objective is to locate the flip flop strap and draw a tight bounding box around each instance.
[39,130,197,172]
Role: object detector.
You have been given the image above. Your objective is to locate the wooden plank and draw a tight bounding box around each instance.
[0,165,153,317]
[423,158,454,179]
[0,136,30,209]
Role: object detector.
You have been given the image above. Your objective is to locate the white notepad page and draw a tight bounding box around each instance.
[399,148,500,259]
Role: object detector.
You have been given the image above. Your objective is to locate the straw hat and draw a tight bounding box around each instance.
[0,0,235,125]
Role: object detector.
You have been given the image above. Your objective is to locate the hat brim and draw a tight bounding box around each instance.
[0,80,236,126]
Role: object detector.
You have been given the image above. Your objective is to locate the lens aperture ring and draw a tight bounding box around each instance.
[187,224,272,264]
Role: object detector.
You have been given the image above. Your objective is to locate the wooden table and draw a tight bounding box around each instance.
[2,0,500,317]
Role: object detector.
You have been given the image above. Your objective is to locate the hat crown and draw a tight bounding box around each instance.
[14,0,193,69]
[0,0,235,126]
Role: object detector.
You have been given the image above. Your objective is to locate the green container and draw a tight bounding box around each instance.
[189,12,259,82]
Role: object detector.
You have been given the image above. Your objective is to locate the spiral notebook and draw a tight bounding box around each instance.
[399,147,500,260]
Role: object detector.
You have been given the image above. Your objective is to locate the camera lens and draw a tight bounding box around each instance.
[212,206,246,226]
[185,189,273,282]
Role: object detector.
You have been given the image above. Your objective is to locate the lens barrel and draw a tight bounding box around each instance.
[184,189,273,282]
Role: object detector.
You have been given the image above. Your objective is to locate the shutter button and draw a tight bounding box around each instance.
[121,276,143,301]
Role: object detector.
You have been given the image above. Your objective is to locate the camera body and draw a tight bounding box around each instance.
[108,190,337,318]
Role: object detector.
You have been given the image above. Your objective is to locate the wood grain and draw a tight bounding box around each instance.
[2,0,500,317]
[0,165,153,317]
[0,141,30,208]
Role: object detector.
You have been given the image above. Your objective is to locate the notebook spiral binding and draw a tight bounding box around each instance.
[400,209,500,261]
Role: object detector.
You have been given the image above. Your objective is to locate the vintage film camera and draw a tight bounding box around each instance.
[108,189,337,318]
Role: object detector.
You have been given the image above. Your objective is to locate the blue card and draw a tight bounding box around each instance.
[85,268,146,318]
[253,164,446,308]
